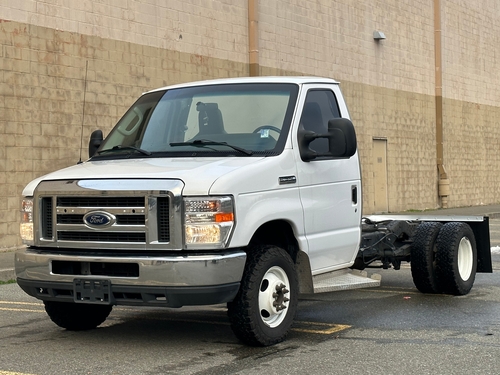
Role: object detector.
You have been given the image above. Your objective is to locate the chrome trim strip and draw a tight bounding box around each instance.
[56,207,146,215]
[56,224,146,232]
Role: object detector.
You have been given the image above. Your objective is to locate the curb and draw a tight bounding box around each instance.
[0,249,16,282]
[0,269,15,282]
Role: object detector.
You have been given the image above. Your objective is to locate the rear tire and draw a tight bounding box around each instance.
[435,222,477,295]
[44,301,112,330]
[411,222,443,293]
[227,245,298,346]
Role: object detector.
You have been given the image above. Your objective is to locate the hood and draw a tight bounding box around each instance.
[23,157,266,196]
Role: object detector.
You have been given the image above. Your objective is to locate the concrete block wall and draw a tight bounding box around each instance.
[0,0,249,250]
[441,0,500,208]
[1,0,500,249]
[260,0,438,212]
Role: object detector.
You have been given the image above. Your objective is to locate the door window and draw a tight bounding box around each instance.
[299,90,341,154]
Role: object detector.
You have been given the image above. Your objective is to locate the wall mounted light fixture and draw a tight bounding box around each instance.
[373,31,386,40]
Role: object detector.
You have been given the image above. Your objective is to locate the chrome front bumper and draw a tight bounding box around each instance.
[15,248,246,307]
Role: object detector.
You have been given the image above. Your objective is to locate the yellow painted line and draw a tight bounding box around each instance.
[356,288,420,295]
[118,314,349,335]
[0,301,42,306]
[0,307,42,313]
[0,371,37,375]
[293,321,351,335]
[0,301,350,336]
[112,314,349,335]
[0,301,43,312]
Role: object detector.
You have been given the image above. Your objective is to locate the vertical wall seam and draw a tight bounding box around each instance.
[434,0,449,208]
[248,0,259,76]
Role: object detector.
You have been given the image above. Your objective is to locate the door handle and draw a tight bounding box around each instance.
[351,185,358,205]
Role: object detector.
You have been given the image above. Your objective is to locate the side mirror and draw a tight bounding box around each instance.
[89,130,103,158]
[327,118,357,158]
[298,118,357,161]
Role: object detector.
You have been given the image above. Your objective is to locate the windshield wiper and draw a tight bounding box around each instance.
[170,139,253,156]
[97,145,152,156]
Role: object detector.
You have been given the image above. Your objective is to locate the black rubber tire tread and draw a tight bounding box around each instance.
[410,221,443,294]
[227,245,298,346]
[435,222,477,296]
[44,301,112,331]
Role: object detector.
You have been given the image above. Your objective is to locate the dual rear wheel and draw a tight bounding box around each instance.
[411,222,477,295]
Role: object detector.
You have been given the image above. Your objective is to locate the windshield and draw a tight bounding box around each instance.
[95,83,299,158]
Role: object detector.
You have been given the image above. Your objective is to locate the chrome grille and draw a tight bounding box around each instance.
[57,232,146,242]
[57,214,145,225]
[34,179,184,251]
[57,197,145,207]
[41,197,53,239]
[157,197,170,242]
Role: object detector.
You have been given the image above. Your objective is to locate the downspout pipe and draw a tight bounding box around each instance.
[248,0,259,76]
[434,0,449,207]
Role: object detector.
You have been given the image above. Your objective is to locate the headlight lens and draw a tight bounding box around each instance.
[184,196,234,248]
[20,198,34,243]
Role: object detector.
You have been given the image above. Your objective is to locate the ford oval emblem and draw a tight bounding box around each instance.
[83,211,116,229]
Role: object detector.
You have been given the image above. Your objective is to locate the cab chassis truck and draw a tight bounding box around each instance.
[16,77,492,346]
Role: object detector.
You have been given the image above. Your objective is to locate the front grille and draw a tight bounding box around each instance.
[57,214,82,224]
[58,232,146,242]
[57,197,145,207]
[41,197,53,239]
[57,214,145,225]
[53,195,151,243]
[157,197,170,242]
[35,179,181,250]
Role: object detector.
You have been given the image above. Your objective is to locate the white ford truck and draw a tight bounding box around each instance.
[16,77,492,346]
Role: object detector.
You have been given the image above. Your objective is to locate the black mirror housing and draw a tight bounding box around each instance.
[298,118,357,161]
[88,130,103,158]
[327,118,357,158]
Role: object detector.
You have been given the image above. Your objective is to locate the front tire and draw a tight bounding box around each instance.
[227,245,298,346]
[44,301,112,330]
[435,222,477,295]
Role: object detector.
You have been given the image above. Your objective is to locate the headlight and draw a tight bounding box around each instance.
[184,196,234,248]
[20,198,34,244]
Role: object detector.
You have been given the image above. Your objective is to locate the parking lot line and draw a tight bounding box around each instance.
[0,300,351,336]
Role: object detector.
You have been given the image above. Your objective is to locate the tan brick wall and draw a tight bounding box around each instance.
[1,1,500,249]
[442,0,500,106]
[260,0,435,95]
[443,98,500,207]
[440,1,500,207]
[340,82,438,213]
[0,17,247,250]
[260,0,439,213]
[0,0,249,63]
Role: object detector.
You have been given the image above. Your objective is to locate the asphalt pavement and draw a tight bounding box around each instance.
[2,203,500,282]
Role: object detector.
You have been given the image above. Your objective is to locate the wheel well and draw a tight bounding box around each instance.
[248,220,313,293]
[249,220,299,262]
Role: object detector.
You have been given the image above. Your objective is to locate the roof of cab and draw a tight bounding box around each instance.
[146,76,339,94]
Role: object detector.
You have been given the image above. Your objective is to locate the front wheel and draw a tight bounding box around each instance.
[227,245,298,346]
[44,301,112,330]
[435,222,477,295]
